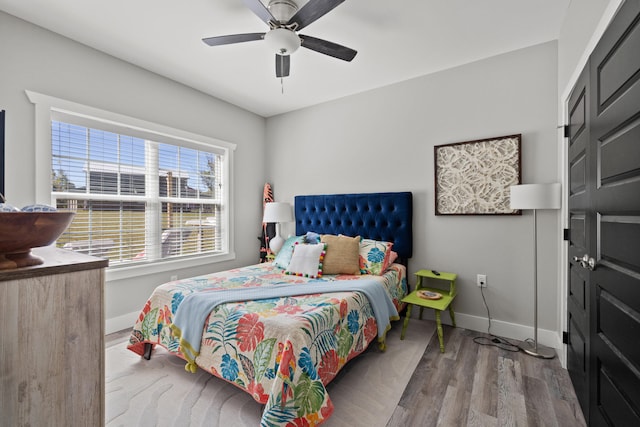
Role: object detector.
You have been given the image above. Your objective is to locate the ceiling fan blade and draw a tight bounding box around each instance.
[276,54,290,77]
[242,0,277,25]
[287,0,345,31]
[300,34,357,61]
[202,33,265,47]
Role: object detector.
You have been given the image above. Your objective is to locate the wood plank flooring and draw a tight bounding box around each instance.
[387,325,587,427]
[107,324,586,426]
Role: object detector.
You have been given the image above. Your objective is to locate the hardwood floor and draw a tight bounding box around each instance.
[105,327,131,348]
[388,326,587,427]
[107,324,586,426]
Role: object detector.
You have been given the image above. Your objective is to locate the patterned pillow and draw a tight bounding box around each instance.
[320,234,361,275]
[359,238,394,275]
[285,242,326,278]
[273,235,305,269]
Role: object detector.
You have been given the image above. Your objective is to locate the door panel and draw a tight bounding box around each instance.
[567,308,588,411]
[597,365,639,427]
[599,122,640,181]
[569,215,587,256]
[588,1,640,425]
[570,88,587,141]
[600,217,640,267]
[570,153,587,194]
[599,290,640,368]
[569,265,586,310]
[595,14,640,111]
[598,30,640,106]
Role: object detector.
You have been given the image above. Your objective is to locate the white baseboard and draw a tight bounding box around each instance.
[409,309,563,352]
[106,310,138,335]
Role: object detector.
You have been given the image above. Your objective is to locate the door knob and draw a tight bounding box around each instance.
[573,254,596,271]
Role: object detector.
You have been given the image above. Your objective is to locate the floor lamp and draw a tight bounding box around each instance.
[262,202,293,254]
[510,183,561,359]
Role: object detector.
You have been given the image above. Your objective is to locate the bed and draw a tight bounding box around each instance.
[127,191,413,426]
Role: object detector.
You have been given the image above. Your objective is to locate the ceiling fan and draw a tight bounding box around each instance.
[202,0,357,78]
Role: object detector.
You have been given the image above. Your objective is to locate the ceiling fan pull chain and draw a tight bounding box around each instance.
[280,54,285,94]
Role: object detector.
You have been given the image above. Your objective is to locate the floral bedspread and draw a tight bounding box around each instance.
[127,262,407,426]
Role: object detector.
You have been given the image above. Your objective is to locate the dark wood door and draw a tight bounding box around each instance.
[588,0,640,425]
[567,0,640,425]
[566,63,591,419]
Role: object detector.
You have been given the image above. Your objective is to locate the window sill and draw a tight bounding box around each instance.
[105,251,236,282]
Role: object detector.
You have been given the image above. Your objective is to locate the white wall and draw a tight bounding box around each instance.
[0,11,266,330]
[266,42,561,345]
[558,0,621,96]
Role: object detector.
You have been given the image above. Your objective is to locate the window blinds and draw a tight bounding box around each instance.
[52,119,225,265]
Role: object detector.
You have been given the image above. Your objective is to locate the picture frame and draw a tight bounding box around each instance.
[434,134,521,215]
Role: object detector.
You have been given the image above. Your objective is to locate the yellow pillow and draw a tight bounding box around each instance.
[320,234,361,275]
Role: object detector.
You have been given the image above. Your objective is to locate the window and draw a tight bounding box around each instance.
[28,91,235,274]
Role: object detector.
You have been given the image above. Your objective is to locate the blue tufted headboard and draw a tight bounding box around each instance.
[295,192,413,264]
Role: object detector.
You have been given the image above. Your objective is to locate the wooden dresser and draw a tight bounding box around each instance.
[0,247,108,427]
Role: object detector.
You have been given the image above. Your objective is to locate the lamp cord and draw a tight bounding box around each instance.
[473,285,520,352]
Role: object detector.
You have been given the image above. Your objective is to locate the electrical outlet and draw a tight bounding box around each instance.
[477,274,487,288]
[170,275,178,281]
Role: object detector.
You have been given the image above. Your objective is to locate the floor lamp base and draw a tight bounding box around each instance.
[519,340,556,359]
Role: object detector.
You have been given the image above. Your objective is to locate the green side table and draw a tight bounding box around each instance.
[400,269,457,353]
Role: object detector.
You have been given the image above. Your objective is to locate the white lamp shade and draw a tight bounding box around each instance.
[510,183,561,210]
[263,202,293,223]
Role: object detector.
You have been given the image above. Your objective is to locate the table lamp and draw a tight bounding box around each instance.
[262,202,293,254]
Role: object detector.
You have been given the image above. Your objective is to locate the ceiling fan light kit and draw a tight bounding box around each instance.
[202,0,356,78]
[264,28,301,55]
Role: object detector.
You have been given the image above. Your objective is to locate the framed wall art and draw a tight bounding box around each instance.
[434,134,521,215]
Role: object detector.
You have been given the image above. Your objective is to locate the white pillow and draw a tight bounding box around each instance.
[284,243,326,278]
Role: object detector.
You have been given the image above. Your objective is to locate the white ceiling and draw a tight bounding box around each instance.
[0,0,571,117]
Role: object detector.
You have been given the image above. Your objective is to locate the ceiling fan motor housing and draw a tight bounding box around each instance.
[267,0,298,23]
[264,27,301,55]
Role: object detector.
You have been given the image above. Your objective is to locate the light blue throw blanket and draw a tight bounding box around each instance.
[171,279,399,372]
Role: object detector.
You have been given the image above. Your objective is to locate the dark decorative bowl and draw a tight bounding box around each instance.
[0,211,75,269]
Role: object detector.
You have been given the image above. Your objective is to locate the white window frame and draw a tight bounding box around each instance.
[27,90,236,281]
